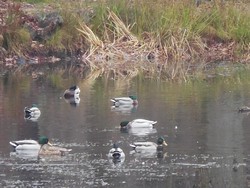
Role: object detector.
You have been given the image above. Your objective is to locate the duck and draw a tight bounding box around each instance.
[108,143,125,160]
[10,136,71,156]
[120,119,157,129]
[130,137,168,153]
[64,85,80,98]
[110,95,138,106]
[24,104,41,118]
[238,106,250,113]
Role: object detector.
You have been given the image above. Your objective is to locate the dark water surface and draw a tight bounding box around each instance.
[1,73,250,188]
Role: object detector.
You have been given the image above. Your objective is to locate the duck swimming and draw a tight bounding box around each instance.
[110,96,138,106]
[24,104,41,118]
[238,106,250,113]
[10,136,71,156]
[108,143,125,160]
[120,119,157,129]
[64,85,80,98]
[130,137,168,152]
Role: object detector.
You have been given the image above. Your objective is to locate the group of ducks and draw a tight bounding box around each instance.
[108,96,168,163]
[10,86,168,162]
[9,86,80,157]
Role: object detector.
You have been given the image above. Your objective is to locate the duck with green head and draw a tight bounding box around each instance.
[10,136,71,156]
[130,137,168,153]
[110,95,138,106]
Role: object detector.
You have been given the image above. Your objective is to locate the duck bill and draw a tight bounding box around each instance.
[163,141,168,146]
[48,142,53,146]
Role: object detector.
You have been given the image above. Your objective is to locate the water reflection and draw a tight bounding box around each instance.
[111,104,138,114]
[63,95,81,107]
[1,71,250,187]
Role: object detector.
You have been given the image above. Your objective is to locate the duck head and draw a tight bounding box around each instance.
[157,137,168,146]
[120,121,130,128]
[129,95,137,100]
[38,136,52,146]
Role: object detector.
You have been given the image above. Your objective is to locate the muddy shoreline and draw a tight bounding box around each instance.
[0,1,249,80]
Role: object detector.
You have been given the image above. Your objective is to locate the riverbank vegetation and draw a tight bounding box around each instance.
[0,0,250,81]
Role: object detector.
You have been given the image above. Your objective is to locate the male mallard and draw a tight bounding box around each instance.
[130,137,168,152]
[10,136,71,156]
[24,104,41,118]
[110,96,138,106]
[238,106,250,113]
[108,143,125,160]
[64,85,80,98]
[120,119,157,129]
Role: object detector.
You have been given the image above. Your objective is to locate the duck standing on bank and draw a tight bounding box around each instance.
[110,96,138,106]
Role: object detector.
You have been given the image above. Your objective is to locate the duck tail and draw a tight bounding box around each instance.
[24,107,31,115]
[9,141,17,148]
[130,144,136,149]
[110,99,116,103]
[152,121,157,125]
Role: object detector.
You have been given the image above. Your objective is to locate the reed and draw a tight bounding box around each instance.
[2,0,250,81]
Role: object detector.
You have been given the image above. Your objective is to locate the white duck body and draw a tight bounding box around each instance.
[130,137,168,157]
[110,96,138,106]
[130,141,158,151]
[121,119,157,129]
[24,106,41,117]
[10,140,41,150]
[128,127,157,136]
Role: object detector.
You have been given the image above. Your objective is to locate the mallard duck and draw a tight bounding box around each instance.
[108,143,125,160]
[120,119,157,129]
[64,85,80,98]
[10,136,71,156]
[110,96,138,106]
[130,137,168,153]
[238,106,250,113]
[24,104,41,118]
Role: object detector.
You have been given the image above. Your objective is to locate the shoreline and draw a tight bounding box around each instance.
[0,1,249,80]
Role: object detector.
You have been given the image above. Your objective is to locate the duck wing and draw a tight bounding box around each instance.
[132,119,157,124]
[39,144,72,155]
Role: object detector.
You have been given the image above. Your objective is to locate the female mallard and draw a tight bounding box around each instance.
[120,119,157,129]
[64,85,80,98]
[108,143,125,160]
[130,137,168,152]
[110,96,138,106]
[10,136,71,156]
[24,104,41,118]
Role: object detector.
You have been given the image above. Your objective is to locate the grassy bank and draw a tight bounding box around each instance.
[1,0,250,81]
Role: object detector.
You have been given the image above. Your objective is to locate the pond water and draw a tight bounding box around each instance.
[1,71,250,188]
